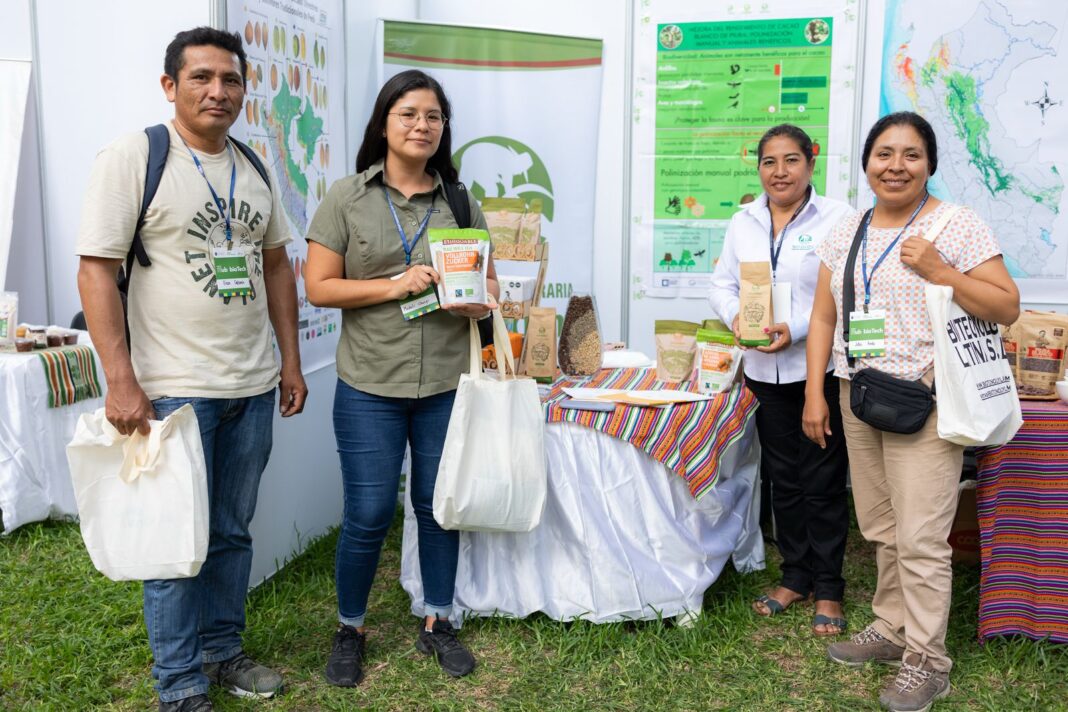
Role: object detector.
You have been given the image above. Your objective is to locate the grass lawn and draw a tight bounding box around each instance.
[2,512,1066,711]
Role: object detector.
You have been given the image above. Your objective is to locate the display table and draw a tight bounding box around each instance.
[400,375,764,624]
[0,337,104,533]
[976,399,1068,643]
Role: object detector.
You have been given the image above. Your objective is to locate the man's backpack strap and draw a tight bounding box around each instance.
[119,124,169,293]
[442,181,471,229]
[230,138,271,191]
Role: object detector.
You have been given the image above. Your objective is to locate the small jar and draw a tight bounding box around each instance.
[28,327,47,349]
[15,324,27,338]
[15,337,33,352]
[46,328,64,348]
[63,330,79,346]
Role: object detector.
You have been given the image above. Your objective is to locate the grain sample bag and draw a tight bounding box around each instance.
[521,306,558,383]
[429,228,490,307]
[654,320,701,383]
[738,261,773,347]
[1016,310,1068,399]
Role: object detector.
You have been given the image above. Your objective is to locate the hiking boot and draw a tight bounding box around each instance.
[827,625,906,667]
[325,624,366,687]
[878,655,950,711]
[416,618,476,677]
[159,694,212,711]
[203,652,283,699]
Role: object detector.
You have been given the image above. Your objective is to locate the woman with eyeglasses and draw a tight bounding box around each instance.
[304,69,499,687]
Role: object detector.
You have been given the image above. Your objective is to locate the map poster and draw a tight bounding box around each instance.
[877,0,1068,304]
[630,3,860,303]
[226,0,344,372]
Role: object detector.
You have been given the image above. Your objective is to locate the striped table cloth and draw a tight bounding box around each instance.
[544,368,758,500]
[976,399,1068,642]
[37,346,103,408]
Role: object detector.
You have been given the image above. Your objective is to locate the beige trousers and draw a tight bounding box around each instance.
[839,378,963,673]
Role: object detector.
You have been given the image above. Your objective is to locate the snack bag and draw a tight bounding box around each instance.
[1017,310,1068,399]
[654,320,701,383]
[428,229,491,307]
[695,328,741,395]
[481,197,525,260]
[522,307,558,383]
[738,262,773,347]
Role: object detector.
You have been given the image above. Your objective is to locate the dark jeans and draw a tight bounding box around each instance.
[745,374,849,601]
[145,391,275,703]
[333,380,458,627]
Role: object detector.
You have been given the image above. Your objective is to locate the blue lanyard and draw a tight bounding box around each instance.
[382,184,435,266]
[183,139,237,244]
[767,186,811,278]
[860,192,929,311]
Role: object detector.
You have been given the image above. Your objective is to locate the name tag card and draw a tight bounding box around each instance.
[848,309,887,358]
[212,247,252,298]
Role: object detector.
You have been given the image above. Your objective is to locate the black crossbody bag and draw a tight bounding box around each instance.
[842,209,934,434]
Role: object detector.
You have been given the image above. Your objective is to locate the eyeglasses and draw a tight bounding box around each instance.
[389,110,447,130]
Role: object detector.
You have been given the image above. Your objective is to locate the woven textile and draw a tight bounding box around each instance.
[37,346,103,408]
[544,368,758,499]
[976,400,1068,643]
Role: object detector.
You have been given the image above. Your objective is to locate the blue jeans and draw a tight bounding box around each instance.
[333,380,458,627]
[145,391,275,702]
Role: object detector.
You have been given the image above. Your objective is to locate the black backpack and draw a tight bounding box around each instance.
[441,181,494,348]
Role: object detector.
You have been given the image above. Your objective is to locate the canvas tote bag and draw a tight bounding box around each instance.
[433,309,547,532]
[924,206,1023,446]
[66,404,209,580]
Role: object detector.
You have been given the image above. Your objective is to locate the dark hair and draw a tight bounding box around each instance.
[355,70,458,182]
[757,124,814,162]
[164,27,247,86]
[861,111,938,176]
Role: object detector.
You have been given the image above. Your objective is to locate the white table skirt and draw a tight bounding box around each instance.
[400,417,765,624]
[0,337,103,533]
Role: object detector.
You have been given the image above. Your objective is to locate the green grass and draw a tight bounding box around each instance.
[2,513,1066,711]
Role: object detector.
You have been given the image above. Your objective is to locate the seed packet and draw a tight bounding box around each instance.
[738,262,773,347]
[654,320,701,383]
[522,307,558,383]
[428,228,491,307]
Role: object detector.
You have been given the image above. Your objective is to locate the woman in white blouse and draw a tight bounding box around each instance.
[709,124,852,635]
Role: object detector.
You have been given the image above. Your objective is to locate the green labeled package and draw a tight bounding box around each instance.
[429,228,491,306]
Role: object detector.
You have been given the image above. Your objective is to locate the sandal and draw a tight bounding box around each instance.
[753,594,786,616]
[812,613,848,636]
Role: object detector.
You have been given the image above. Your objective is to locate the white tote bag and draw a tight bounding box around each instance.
[66,404,209,580]
[433,309,547,532]
[923,207,1023,446]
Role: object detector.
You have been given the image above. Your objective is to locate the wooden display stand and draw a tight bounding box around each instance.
[497,242,550,322]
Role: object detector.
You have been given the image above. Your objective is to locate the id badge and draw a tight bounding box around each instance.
[772,281,792,324]
[212,247,252,298]
[399,286,440,320]
[848,309,887,358]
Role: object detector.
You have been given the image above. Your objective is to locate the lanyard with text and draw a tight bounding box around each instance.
[382,185,435,266]
[183,139,237,244]
[768,186,811,278]
[859,192,929,312]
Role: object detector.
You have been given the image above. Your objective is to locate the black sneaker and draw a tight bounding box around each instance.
[416,618,476,678]
[325,624,366,687]
[203,652,283,699]
[159,694,212,711]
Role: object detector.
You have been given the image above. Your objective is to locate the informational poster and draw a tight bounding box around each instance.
[226,0,344,372]
[631,1,860,300]
[380,21,604,318]
[872,0,1068,304]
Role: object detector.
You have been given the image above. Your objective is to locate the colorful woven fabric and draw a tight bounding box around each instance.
[37,346,103,408]
[544,368,758,499]
[976,400,1068,643]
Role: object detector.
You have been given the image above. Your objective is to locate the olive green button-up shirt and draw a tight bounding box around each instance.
[306,159,488,398]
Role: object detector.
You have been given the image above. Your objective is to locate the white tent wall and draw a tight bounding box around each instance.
[22,0,343,586]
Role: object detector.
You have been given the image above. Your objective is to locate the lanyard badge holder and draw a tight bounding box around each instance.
[383,185,440,320]
[767,187,810,324]
[847,193,929,359]
[184,140,252,299]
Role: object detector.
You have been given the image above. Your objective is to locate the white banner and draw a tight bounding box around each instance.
[380,20,604,319]
[0,60,31,285]
[226,0,345,373]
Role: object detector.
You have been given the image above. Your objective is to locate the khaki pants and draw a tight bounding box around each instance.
[839,378,963,672]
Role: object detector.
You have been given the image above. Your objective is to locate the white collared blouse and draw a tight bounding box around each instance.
[709,190,854,385]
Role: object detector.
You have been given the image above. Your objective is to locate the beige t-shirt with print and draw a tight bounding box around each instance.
[76,122,292,399]
[817,202,1002,382]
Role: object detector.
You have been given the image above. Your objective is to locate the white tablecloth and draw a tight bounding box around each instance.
[400,417,764,623]
[0,336,103,533]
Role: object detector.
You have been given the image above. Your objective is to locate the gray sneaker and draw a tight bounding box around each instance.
[203,652,283,699]
[878,656,950,711]
[159,694,212,711]
[827,625,906,667]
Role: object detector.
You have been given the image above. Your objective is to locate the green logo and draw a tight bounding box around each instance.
[454,136,555,220]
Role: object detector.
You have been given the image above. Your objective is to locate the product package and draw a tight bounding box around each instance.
[428,228,491,307]
[1001,320,1019,372]
[0,292,17,352]
[516,199,542,260]
[737,262,773,347]
[481,197,525,260]
[558,295,603,377]
[498,275,537,319]
[695,328,742,395]
[521,306,558,383]
[1016,310,1068,399]
[654,320,701,383]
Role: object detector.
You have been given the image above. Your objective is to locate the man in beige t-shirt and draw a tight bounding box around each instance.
[75,27,307,712]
